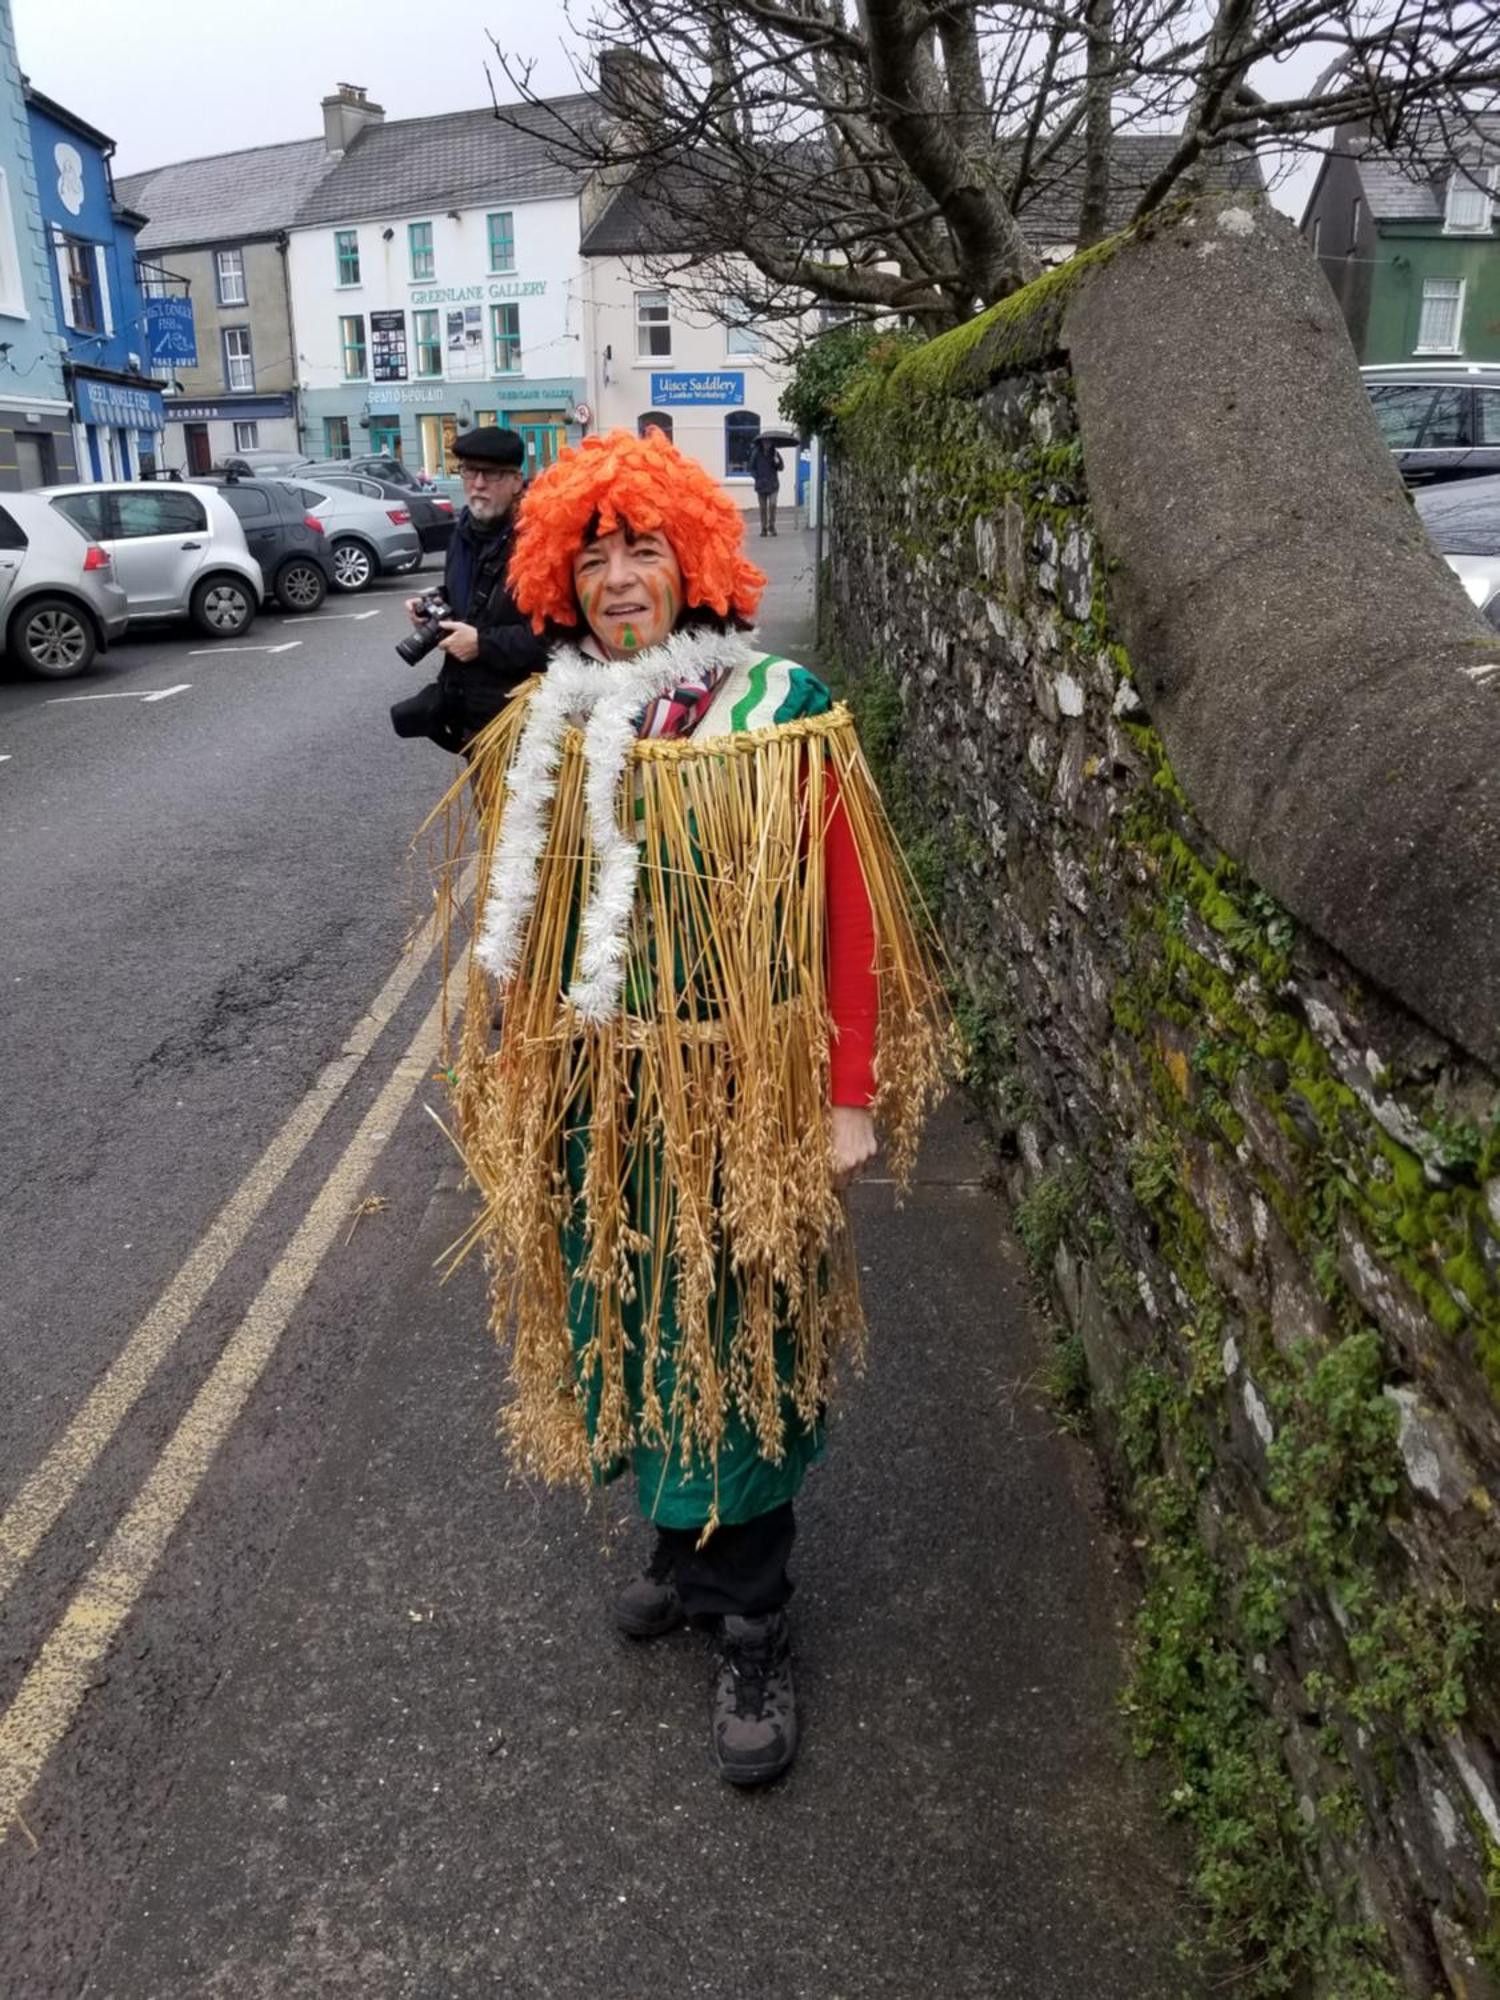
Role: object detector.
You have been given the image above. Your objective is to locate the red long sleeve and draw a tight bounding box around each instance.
[823,765,879,1107]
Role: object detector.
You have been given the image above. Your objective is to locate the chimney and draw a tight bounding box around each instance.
[596,49,663,131]
[322,82,385,157]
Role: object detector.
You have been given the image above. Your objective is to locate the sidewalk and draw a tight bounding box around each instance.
[82,535,1191,1999]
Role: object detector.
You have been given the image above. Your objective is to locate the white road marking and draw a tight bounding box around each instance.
[0,869,472,1611]
[47,685,191,705]
[0,963,465,1845]
[275,609,382,623]
[185,640,301,656]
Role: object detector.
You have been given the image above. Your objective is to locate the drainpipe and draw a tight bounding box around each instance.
[277,229,303,450]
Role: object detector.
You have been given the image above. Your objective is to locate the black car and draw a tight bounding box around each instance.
[202,477,331,612]
[301,461,456,555]
[1362,363,1500,485]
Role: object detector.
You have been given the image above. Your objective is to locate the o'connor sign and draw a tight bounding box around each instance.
[409,280,546,306]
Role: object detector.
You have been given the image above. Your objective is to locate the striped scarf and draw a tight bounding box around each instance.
[635,662,728,740]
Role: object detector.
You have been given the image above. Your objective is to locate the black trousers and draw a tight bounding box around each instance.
[756,490,778,534]
[653,1501,796,1621]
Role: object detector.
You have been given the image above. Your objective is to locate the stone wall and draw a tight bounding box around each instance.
[827,198,1500,1996]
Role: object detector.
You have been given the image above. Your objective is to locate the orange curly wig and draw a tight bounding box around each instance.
[508,427,767,633]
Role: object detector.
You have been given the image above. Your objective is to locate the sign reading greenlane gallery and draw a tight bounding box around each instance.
[409,279,546,306]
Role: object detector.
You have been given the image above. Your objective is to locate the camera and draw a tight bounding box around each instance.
[395,589,453,667]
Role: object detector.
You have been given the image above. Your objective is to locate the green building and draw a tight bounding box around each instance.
[1302,119,1500,363]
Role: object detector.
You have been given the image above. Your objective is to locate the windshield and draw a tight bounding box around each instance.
[1415,481,1500,556]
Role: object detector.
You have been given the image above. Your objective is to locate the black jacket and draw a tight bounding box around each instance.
[390,508,548,752]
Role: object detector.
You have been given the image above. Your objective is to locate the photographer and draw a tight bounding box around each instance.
[389,426,548,753]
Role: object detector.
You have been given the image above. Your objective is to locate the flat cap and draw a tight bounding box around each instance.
[452,425,525,469]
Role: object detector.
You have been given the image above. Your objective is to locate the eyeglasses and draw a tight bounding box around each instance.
[457,463,519,485]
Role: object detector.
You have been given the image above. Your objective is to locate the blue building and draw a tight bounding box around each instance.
[0,3,73,485]
[25,85,166,480]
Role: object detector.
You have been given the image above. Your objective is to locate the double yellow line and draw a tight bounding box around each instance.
[0,899,468,1842]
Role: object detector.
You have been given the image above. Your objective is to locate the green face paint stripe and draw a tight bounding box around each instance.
[622,624,638,650]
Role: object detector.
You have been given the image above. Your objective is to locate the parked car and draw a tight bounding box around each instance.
[302,464,456,554]
[274,476,422,592]
[1362,363,1500,484]
[0,491,128,679]
[198,477,331,613]
[212,449,317,479]
[1414,472,1500,626]
[43,483,262,638]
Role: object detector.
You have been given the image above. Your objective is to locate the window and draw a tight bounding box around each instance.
[413,309,442,377]
[1367,383,1466,449]
[1350,198,1362,247]
[339,313,367,380]
[233,420,259,451]
[487,211,515,273]
[1444,170,1494,235]
[53,490,110,538]
[369,417,401,457]
[409,221,434,281]
[114,491,208,537]
[0,503,25,549]
[1417,279,1465,354]
[491,302,522,373]
[725,409,760,477]
[637,411,674,440]
[324,416,352,458]
[635,288,671,358]
[724,298,761,356]
[1478,389,1500,446]
[0,168,26,317]
[138,260,171,299]
[335,230,361,286]
[222,326,254,391]
[216,248,247,305]
[220,483,272,521]
[63,236,98,331]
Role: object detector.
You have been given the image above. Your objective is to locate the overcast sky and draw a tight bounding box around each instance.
[12,0,1313,215]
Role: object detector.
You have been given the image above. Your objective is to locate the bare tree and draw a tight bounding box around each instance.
[488,1,1500,333]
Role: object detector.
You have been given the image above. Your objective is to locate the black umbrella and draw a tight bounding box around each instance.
[753,427,801,447]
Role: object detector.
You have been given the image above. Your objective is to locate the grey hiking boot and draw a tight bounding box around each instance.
[613,1536,685,1639]
[712,1611,798,1786]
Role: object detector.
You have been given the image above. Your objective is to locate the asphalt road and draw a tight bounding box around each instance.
[0,532,1192,1998]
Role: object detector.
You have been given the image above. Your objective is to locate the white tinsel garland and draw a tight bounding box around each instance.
[474,628,764,1020]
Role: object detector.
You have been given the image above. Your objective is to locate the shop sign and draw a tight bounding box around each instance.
[144,297,198,366]
[649,372,745,406]
[497,379,585,407]
[371,310,408,383]
[74,377,165,429]
[409,279,546,306]
[165,393,295,421]
[368,385,448,406]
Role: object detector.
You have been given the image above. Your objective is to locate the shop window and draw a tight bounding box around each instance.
[324,416,352,459]
[409,221,435,281]
[488,212,515,273]
[724,409,760,477]
[233,421,259,451]
[339,314,367,380]
[369,418,401,457]
[637,411,674,440]
[491,303,522,374]
[635,288,671,358]
[216,248,247,306]
[413,310,442,378]
[335,230,361,286]
[222,326,254,392]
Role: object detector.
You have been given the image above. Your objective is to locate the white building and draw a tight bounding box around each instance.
[286,97,595,477]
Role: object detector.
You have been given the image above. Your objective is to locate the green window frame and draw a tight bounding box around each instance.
[491,302,522,374]
[324,416,351,459]
[408,220,434,281]
[413,309,442,378]
[487,211,515,273]
[339,313,367,380]
[334,230,360,286]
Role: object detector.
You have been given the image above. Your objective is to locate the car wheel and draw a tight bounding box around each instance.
[275,559,327,614]
[329,539,375,592]
[190,574,256,638]
[9,596,96,679]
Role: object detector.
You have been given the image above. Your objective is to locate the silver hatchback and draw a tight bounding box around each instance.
[0,490,129,679]
[276,476,423,593]
[42,482,263,637]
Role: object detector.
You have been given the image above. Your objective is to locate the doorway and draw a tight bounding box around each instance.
[508,412,567,477]
[185,423,211,475]
[13,431,55,489]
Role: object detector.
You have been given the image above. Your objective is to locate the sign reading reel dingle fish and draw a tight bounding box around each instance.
[144,297,198,367]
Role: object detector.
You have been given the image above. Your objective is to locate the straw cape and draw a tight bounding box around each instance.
[443,628,948,1530]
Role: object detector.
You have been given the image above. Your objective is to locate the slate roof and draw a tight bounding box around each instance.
[1348,116,1500,221]
[582,131,1266,256]
[292,96,601,227]
[116,138,334,251]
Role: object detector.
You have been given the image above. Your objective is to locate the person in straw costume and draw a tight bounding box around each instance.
[445,427,945,1785]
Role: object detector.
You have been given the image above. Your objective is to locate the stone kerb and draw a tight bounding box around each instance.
[1061,199,1500,1073]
